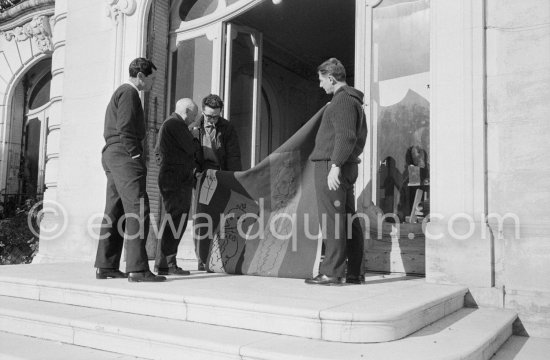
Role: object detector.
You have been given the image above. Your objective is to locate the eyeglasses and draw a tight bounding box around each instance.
[203,112,220,121]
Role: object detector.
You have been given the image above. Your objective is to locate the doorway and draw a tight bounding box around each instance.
[228,0,356,167]
[1,59,51,217]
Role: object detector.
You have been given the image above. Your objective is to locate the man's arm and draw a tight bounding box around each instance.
[327,96,359,190]
[330,96,358,167]
[116,89,142,158]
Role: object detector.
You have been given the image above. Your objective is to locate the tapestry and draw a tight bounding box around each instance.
[193,107,327,278]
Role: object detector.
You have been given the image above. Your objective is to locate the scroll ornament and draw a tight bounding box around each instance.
[105,0,137,24]
[2,15,52,53]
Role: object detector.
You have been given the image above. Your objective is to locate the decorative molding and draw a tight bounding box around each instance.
[105,0,137,24]
[1,14,52,53]
[0,0,54,27]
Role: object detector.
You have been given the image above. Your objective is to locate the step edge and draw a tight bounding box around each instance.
[0,277,468,322]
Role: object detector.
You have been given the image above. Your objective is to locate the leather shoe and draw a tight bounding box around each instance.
[155,266,190,276]
[96,268,127,279]
[305,274,341,285]
[346,274,365,285]
[128,270,166,282]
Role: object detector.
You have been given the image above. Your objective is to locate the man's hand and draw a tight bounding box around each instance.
[327,166,341,191]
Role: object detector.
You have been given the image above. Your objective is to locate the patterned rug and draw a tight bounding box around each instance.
[194,107,327,278]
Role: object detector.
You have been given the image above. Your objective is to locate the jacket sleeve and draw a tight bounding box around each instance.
[189,122,204,171]
[224,125,242,171]
[330,95,358,166]
[116,89,142,157]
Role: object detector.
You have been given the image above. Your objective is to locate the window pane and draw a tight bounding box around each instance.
[180,0,218,22]
[373,0,430,222]
[227,31,255,170]
[170,36,213,112]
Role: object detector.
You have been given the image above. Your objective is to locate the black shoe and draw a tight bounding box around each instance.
[305,274,341,285]
[128,270,166,282]
[96,268,127,279]
[346,274,365,285]
[155,266,190,276]
[197,262,206,271]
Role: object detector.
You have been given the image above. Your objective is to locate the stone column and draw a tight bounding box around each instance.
[425,0,497,301]
[33,0,67,262]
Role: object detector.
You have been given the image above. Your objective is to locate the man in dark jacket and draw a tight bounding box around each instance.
[189,94,242,270]
[189,94,242,172]
[154,98,201,276]
[95,58,166,283]
[306,58,368,286]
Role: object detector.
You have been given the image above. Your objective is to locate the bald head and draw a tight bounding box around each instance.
[174,98,198,125]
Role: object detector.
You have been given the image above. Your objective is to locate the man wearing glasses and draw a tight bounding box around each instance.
[190,94,242,270]
[191,94,242,172]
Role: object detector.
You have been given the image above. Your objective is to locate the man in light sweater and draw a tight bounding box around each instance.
[95,58,166,283]
[306,58,367,285]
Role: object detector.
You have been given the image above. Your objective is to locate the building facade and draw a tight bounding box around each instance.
[0,0,549,338]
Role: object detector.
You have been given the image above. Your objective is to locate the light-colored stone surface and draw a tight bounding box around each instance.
[0,294,516,360]
[487,0,550,29]
[485,0,550,340]
[491,336,550,360]
[0,262,467,343]
[505,289,550,339]
[0,331,146,360]
[426,220,493,287]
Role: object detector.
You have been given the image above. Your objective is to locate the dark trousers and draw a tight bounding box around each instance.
[155,166,193,269]
[313,161,364,278]
[95,143,150,273]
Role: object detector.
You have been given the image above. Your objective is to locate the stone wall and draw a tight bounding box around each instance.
[42,0,119,261]
[486,0,550,338]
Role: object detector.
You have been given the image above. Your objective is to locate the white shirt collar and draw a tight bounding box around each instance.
[126,80,140,92]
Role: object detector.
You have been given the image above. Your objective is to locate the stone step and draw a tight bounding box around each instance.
[491,336,550,360]
[0,295,516,360]
[0,331,146,360]
[0,262,467,343]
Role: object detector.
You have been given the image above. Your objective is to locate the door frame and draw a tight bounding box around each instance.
[223,23,263,168]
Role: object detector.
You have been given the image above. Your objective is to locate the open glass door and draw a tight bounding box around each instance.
[363,0,430,276]
[170,23,224,112]
[223,23,262,170]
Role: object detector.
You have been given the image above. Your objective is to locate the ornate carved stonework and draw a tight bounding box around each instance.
[105,0,137,24]
[2,14,52,52]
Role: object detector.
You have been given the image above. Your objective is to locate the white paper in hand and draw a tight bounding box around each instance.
[199,169,218,205]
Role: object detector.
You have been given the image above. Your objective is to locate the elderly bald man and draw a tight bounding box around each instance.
[154,98,201,275]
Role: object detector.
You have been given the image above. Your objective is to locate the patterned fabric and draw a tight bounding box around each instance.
[193,107,327,278]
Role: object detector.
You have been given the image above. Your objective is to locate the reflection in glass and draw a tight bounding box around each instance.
[179,0,219,22]
[170,36,213,113]
[373,0,430,223]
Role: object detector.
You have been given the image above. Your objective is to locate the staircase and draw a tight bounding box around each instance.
[0,262,518,359]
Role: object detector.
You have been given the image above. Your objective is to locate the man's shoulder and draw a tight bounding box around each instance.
[112,83,139,101]
[163,115,189,131]
[217,117,233,130]
[116,83,137,93]
[334,85,364,104]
